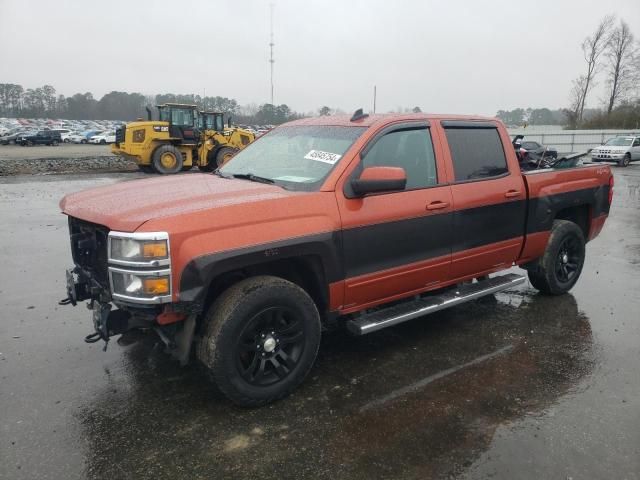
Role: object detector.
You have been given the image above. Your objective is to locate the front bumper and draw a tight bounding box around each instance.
[591,153,625,161]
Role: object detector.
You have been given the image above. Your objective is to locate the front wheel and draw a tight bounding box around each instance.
[527,220,585,295]
[197,276,321,407]
[215,146,238,167]
[619,153,631,167]
[81,139,87,144]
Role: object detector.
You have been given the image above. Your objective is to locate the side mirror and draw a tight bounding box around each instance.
[350,166,407,196]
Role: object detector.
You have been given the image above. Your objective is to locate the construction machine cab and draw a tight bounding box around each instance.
[199,111,225,132]
[157,104,200,143]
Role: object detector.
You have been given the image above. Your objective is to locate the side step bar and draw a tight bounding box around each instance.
[346,273,525,335]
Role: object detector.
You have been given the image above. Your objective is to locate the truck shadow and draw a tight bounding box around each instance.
[77,288,595,480]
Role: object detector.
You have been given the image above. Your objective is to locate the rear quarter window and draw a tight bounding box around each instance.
[444,127,508,182]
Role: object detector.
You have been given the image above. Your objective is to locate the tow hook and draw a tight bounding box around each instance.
[84,303,131,352]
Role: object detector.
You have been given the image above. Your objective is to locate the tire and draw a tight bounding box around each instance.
[619,153,631,167]
[197,276,321,407]
[52,140,59,146]
[151,144,184,174]
[100,140,106,145]
[63,138,70,143]
[527,220,585,295]
[81,139,87,144]
[215,146,238,167]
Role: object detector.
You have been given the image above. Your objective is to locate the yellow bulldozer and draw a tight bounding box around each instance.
[111,103,255,174]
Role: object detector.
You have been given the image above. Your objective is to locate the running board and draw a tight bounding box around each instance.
[346,273,525,335]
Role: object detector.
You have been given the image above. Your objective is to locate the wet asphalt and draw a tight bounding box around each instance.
[1,168,639,480]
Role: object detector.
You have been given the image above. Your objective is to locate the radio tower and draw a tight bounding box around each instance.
[269,3,275,105]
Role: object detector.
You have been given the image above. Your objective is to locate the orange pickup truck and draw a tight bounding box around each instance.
[60,111,612,406]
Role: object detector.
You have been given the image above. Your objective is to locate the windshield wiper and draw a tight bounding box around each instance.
[229,173,275,185]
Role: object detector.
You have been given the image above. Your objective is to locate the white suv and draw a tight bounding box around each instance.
[590,135,640,167]
[89,132,116,145]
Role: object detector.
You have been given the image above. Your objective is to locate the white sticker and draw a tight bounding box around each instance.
[304,149,342,165]
[274,175,315,182]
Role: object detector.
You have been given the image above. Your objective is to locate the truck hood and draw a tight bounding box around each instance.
[60,173,298,232]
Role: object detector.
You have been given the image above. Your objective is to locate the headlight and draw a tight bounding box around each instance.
[108,231,169,266]
[109,268,171,302]
[107,232,172,304]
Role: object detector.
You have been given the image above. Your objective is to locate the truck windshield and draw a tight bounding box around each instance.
[219,125,366,191]
[604,137,633,146]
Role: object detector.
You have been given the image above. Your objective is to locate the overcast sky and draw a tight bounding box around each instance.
[1,0,639,115]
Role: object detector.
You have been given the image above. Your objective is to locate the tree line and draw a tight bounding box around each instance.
[498,16,639,129]
[0,84,302,125]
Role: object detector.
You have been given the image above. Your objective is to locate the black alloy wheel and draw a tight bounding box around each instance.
[527,220,585,295]
[197,276,321,407]
[554,235,581,283]
[235,306,305,386]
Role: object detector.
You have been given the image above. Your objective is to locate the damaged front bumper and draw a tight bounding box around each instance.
[59,266,197,365]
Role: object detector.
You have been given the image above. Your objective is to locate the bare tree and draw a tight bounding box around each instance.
[574,15,615,123]
[568,75,588,126]
[604,20,637,114]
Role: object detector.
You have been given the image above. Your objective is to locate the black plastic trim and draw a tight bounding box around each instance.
[440,120,498,128]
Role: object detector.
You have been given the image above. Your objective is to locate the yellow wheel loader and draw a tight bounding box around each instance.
[111,104,255,174]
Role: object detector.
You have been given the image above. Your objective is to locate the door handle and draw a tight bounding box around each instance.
[504,190,521,198]
[426,201,449,210]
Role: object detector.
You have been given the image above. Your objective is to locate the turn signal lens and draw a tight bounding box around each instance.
[143,277,170,295]
[143,242,168,258]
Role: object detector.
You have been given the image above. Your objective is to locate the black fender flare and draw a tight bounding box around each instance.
[178,232,343,305]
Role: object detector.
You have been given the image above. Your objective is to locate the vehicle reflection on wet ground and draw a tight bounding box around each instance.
[1,168,639,479]
[74,291,594,479]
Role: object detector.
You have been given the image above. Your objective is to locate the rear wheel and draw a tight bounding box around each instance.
[52,140,59,146]
[527,220,585,295]
[100,139,106,145]
[152,145,183,174]
[197,276,321,407]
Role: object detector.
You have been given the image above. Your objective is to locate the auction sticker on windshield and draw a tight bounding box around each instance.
[304,150,342,165]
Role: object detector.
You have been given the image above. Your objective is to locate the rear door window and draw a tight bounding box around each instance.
[444,127,508,181]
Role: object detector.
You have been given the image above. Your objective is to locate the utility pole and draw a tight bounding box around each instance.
[269,3,275,105]
[373,85,377,114]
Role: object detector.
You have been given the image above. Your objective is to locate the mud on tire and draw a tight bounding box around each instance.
[197,276,321,407]
[526,220,586,295]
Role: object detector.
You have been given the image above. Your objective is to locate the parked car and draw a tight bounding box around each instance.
[0,128,30,145]
[88,132,116,144]
[61,131,77,143]
[590,136,640,167]
[68,133,89,144]
[59,112,613,407]
[18,130,62,146]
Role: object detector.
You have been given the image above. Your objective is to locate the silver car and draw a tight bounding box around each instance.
[590,136,640,167]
